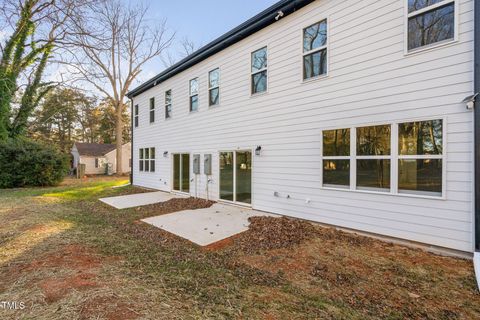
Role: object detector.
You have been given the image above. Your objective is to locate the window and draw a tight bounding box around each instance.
[356,125,391,191]
[209,68,220,106]
[149,97,155,123]
[322,128,350,188]
[322,119,444,197]
[303,19,328,80]
[251,47,267,94]
[134,104,139,127]
[398,119,443,196]
[189,78,199,112]
[165,90,172,119]
[139,149,144,171]
[139,148,155,173]
[95,158,99,168]
[407,0,455,51]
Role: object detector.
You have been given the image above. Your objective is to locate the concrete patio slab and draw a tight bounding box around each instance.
[100,191,187,209]
[141,203,278,246]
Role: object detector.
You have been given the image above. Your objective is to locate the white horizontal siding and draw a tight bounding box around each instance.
[132,0,475,252]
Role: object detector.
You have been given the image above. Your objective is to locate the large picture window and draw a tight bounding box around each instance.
[407,0,455,51]
[251,47,267,94]
[322,119,444,197]
[139,147,155,173]
[303,19,327,80]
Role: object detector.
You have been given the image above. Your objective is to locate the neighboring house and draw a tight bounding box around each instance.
[127,0,479,254]
[71,142,131,175]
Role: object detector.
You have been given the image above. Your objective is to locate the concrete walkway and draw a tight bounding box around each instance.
[142,203,278,246]
[100,191,187,209]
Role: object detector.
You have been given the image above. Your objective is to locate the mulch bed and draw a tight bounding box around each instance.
[231,216,319,254]
[134,197,216,219]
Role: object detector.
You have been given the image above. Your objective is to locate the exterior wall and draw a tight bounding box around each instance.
[131,0,475,252]
[80,156,107,175]
[105,143,132,174]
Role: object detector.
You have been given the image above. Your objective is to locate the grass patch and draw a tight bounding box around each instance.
[41,179,129,200]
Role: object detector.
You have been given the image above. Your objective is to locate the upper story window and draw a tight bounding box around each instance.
[189,78,199,112]
[149,97,155,123]
[407,0,455,51]
[251,47,267,94]
[209,68,220,106]
[165,90,172,119]
[303,19,328,80]
[134,104,139,128]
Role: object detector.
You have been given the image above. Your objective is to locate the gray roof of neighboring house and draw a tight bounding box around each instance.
[126,0,315,98]
[74,143,117,157]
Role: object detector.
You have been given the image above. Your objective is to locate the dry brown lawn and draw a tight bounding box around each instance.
[0,177,478,319]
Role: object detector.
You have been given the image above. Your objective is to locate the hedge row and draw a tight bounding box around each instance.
[0,139,69,188]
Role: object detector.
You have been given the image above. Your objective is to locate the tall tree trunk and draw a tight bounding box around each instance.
[115,102,123,175]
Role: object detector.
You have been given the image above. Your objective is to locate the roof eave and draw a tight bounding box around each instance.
[126,0,315,99]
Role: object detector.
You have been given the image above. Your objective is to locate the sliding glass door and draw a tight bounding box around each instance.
[173,153,190,193]
[220,150,252,204]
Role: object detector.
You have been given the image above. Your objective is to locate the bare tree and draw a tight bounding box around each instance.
[0,0,88,140]
[66,0,173,174]
[161,37,199,69]
[180,36,197,57]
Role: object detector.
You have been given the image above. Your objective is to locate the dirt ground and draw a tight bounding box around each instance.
[0,177,479,319]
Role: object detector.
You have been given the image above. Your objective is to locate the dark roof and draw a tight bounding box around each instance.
[126,0,315,98]
[74,143,116,157]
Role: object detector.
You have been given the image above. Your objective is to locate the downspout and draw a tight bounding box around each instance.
[130,98,134,185]
[474,0,480,291]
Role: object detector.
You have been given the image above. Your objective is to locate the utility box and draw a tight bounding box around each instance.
[204,154,212,175]
[193,154,201,174]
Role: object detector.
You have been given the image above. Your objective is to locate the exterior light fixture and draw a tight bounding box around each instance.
[463,93,478,110]
[255,146,262,156]
[163,151,168,157]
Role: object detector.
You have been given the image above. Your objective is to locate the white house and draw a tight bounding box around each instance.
[127,0,480,254]
[71,142,131,175]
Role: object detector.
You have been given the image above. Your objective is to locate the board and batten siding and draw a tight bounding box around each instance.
[131,0,475,252]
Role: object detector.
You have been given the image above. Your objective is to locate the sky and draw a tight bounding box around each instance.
[135,0,279,83]
[0,0,280,96]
